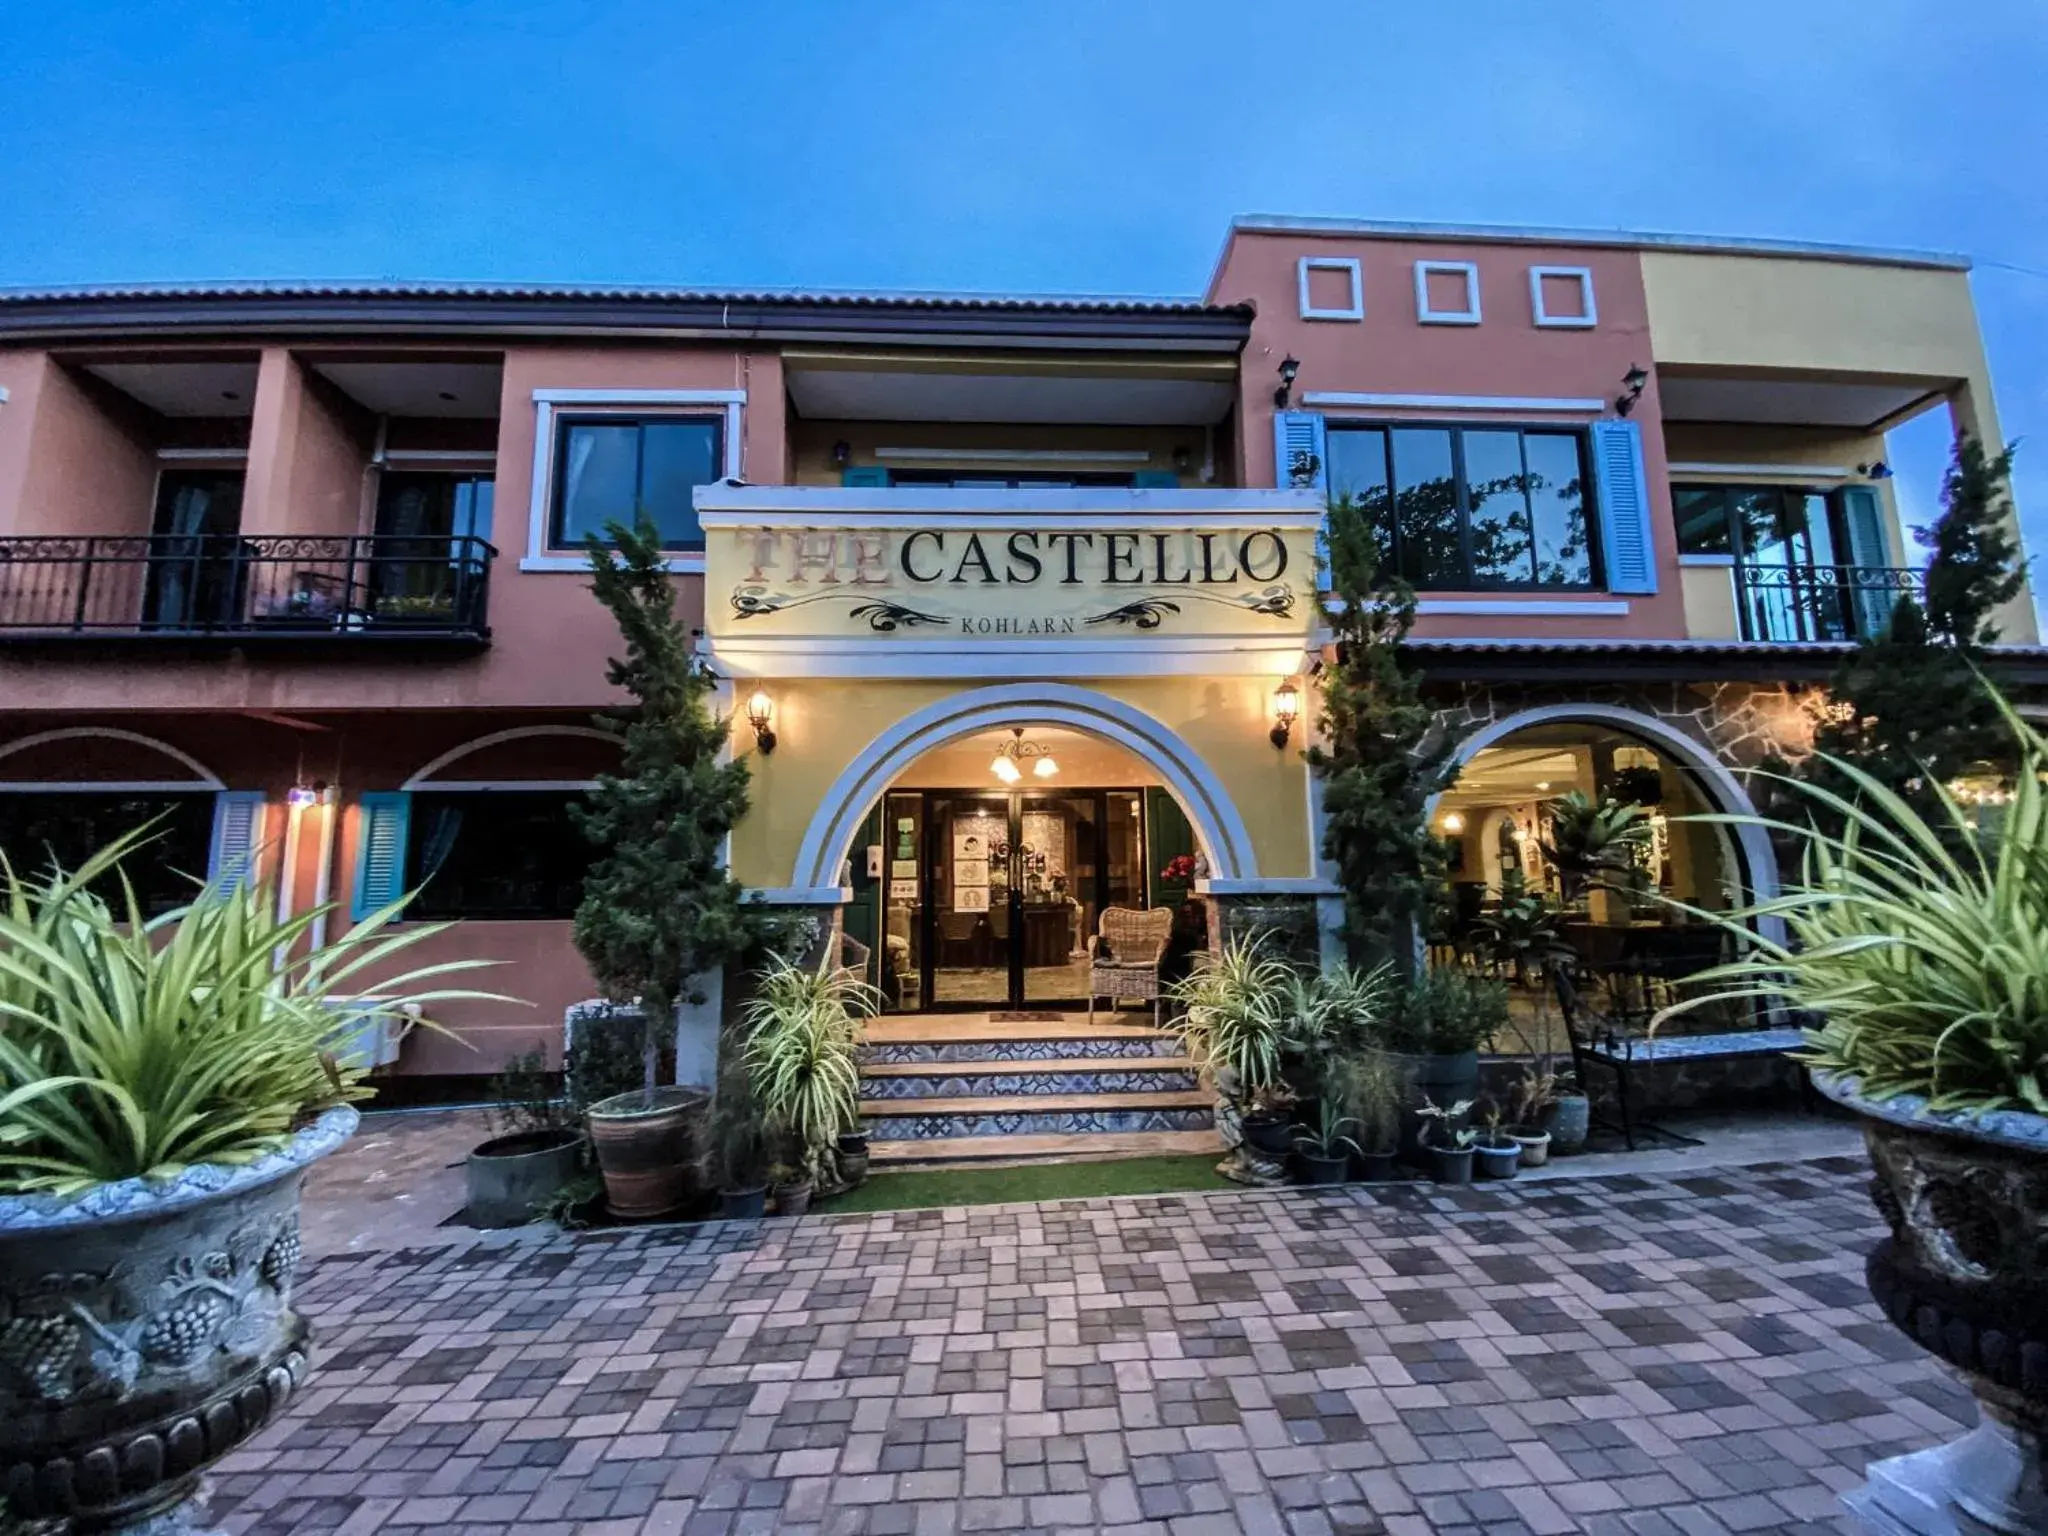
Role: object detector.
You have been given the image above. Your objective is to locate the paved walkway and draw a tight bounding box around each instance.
[214,1152,1967,1536]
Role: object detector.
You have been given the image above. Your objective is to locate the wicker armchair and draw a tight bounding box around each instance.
[1086,906,1175,1026]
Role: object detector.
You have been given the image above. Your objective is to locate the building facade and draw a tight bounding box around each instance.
[0,216,2036,1093]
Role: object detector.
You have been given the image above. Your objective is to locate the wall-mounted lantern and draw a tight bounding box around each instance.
[746,691,777,754]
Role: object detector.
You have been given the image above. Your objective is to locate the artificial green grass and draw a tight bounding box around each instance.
[821,1153,1234,1214]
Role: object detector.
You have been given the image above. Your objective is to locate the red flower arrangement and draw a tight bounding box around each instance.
[1158,853,1198,884]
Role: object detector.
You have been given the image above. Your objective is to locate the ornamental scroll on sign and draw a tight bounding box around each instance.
[706,524,1320,639]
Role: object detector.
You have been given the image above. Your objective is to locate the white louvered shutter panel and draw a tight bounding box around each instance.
[1272,411,1328,492]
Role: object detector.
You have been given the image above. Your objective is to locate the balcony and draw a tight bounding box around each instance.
[1730,561,1921,644]
[0,534,494,644]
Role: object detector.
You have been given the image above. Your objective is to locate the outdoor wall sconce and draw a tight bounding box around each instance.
[286,782,324,810]
[1273,356,1301,409]
[1270,682,1300,748]
[1857,461,1895,480]
[1615,363,1649,417]
[831,440,852,468]
[746,691,777,754]
[1440,812,1465,834]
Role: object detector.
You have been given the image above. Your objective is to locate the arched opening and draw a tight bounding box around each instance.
[799,684,1252,1015]
[1427,703,1776,1035]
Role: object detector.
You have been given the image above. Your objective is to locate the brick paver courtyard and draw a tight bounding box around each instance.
[213,1155,1973,1536]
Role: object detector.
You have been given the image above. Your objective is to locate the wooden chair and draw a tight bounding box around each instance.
[1086,906,1175,1026]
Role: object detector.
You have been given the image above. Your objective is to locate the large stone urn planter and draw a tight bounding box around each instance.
[0,1105,357,1534]
[1815,1073,2047,1534]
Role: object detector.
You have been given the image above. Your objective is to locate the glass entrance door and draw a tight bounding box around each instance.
[925,793,1012,1009]
[911,788,1147,1012]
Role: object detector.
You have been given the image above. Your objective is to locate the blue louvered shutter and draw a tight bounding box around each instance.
[351,792,411,921]
[1273,411,1328,492]
[840,467,890,487]
[207,791,266,893]
[1132,470,1180,488]
[1838,485,1895,637]
[1590,419,1657,595]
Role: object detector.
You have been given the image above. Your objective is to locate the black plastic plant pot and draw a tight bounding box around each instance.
[721,1185,768,1220]
[1352,1150,1401,1183]
[1242,1113,1295,1157]
[837,1131,870,1155]
[1295,1150,1350,1185]
[1427,1144,1475,1185]
[1473,1142,1521,1181]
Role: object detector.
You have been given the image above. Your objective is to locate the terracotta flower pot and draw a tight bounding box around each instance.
[586,1086,707,1221]
[1818,1072,2048,1534]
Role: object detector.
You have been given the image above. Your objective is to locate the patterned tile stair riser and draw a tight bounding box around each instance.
[864,1107,1216,1139]
[861,1068,1201,1100]
[861,1036,1180,1064]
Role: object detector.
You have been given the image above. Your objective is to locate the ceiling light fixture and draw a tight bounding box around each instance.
[991,727,1057,782]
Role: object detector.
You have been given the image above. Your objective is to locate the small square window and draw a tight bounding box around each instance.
[1414,261,1481,325]
[1530,266,1598,328]
[550,415,721,551]
[1297,256,1364,321]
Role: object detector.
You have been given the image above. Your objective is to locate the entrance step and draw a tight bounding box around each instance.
[857,1012,1215,1161]
[860,1057,1201,1101]
[870,1129,1224,1166]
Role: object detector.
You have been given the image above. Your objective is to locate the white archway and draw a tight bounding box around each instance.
[790,683,1259,893]
[403,725,618,790]
[1432,702,1779,911]
[0,727,224,791]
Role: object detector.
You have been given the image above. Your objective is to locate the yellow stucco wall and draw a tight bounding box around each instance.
[728,674,1314,889]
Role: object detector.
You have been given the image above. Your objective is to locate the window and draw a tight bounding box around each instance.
[1674,484,1851,566]
[405,791,588,920]
[0,792,215,915]
[886,470,1138,489]
[374,472,495,609]
[1326,424,1597,589]
[550,415,721,552]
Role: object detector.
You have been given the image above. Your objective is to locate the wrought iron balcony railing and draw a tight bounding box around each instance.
[1730,560,1923,644]
[0,533,493,641]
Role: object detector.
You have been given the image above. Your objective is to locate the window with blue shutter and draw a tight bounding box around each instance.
[1273,411,1328,492]
[207,791,266,893]
[840,466,890,488]
[1590,419,1657,595]
[352,792,412,921]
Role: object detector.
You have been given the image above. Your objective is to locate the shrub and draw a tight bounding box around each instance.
[1379,968,1507,1056]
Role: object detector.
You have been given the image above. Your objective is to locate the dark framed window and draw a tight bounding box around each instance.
[550,415,721,552]
[1673,483,1847,566]
[886,470,1139,488]
[1326,424,1599,589]
[0,792,214,915]
[405,791,588,920]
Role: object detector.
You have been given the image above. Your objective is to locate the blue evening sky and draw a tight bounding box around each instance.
[4,1,2045,594]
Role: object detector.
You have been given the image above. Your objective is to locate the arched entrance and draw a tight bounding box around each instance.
[794,683,1255,1012]
[1428,701,1779,952]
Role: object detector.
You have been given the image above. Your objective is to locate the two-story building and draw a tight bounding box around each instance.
[0,216,2035,1139]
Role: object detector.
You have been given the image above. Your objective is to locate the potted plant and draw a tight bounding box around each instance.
[0,836,496,1536]
[1471,1101,1521,1180]
[571,518,758,1220]
[1379,969,1503,1161]
[1538,790,1652,906]
[1169,936,1294,1169]
[1289,1099,1360,1185]
[833,1129,872,1191]
[466,1047,584,1228]
[1503,1067,1555,1167]
[1544,1074,1590,1156]
[740,954,874,1216]
[1664,691,2048,1533]
[705,1063,770,1220]
[1334,1051,1403,1181]
[1414,1097,1476,1185]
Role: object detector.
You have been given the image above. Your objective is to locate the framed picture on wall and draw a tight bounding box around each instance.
[954,886,991,913]
[890,859,917,879]
[887,879,918,901]
[954,857,988,885]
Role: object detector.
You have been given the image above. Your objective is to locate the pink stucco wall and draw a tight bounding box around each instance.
[243,349,371,538]
[0,354,159,539]
[1211,230,1686,639]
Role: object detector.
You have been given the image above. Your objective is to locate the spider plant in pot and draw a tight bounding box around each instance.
[1470,1099,1521,1181]
[740,954,874,1215]
[1414,1097,1477,1185]
[1169,936,1293,1159]
[0,835,502,1536]
[1658,690,2048,1534]
[1289,1099,1361,1186]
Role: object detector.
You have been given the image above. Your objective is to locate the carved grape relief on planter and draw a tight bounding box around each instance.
[0,1212,301,1406]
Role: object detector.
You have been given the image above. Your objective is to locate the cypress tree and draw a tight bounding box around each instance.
[570,516,755,1100]
[1307,497,1458,968]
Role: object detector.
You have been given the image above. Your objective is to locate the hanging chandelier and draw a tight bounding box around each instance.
[990,727,1059,783]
